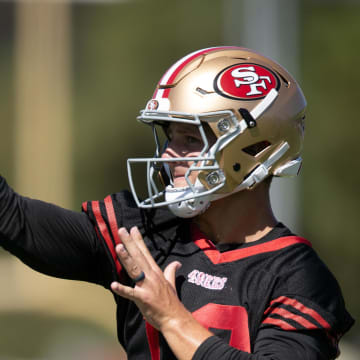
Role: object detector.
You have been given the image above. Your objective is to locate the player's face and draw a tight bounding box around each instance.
[161,123,216,188]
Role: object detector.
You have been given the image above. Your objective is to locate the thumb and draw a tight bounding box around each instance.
[163,261,182,289]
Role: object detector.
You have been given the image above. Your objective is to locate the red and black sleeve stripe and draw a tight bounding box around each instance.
[82,195,123,278]
[262,296,331,332]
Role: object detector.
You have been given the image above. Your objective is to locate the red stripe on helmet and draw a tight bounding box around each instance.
[154,46,241,99]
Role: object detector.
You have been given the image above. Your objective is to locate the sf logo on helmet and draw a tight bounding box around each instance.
[146,99,159,110]
[214,63,280,100]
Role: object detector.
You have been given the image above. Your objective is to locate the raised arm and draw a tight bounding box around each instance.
[0,175,108,284]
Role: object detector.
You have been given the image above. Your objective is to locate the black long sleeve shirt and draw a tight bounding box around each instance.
[0,176,354,360]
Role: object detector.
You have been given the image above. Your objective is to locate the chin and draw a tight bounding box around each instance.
[173,178,188,188]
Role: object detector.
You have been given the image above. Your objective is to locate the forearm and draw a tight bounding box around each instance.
[193,336,259,360]
[160,312,260,360]
[160,310,335,360]
[159,310,214,360]
[191,328,336,360]
[0,175,102,282]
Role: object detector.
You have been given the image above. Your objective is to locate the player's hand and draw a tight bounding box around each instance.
[110,226,191,331]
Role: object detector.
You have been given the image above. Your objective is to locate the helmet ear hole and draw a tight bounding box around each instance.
[242,141,271,157]
[233,163,241,172]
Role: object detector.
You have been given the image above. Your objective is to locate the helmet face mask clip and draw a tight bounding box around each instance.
[127,46,306,218]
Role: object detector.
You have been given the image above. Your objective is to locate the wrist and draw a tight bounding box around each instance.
[159,311,194,335]
[159,311,213,360]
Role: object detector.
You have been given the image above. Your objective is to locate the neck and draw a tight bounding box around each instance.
[193,182,277,245]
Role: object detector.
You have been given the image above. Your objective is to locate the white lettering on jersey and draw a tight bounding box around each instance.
[187,269,228,290]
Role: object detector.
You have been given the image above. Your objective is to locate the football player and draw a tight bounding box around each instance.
[0,47,354,359]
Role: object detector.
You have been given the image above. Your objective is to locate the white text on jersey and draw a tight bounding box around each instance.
[187,269,228,290]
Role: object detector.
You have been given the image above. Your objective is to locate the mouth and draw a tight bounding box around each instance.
[172,175,188,187]
[169,164,199,188]
[171,170,200,188]
[169,166,187,180]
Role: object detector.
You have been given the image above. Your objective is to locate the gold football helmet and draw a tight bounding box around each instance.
[127,46,306,218]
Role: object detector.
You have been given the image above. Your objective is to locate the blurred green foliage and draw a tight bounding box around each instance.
[0,311,119,359]
[0,4,14,184]
[302,1,360,339]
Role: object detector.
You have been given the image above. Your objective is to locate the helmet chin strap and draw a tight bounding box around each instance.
[165,183,211,218]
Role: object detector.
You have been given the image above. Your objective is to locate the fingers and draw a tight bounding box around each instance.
[111,281,135,300]
[117,227,151,274]
[115,226,179,295]
[116,242,145,282]
[112,229,183,331]
[163,261,182,289]
[128,227,158,268]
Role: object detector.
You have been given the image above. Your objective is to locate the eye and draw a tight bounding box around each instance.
[186,135,201,145]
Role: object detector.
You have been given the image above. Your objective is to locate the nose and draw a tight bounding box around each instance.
[161,138,184,159]
[161,145,177,159]
[161,144,180,167]
[161,141,188,172]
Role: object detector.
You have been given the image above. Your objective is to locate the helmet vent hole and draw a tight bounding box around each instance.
[275,70,290,87]
[233,163,241,172]
[242,141,271,156]
[196,87,211,95]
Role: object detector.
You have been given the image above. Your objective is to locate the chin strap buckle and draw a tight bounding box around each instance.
[239,108,257,128]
